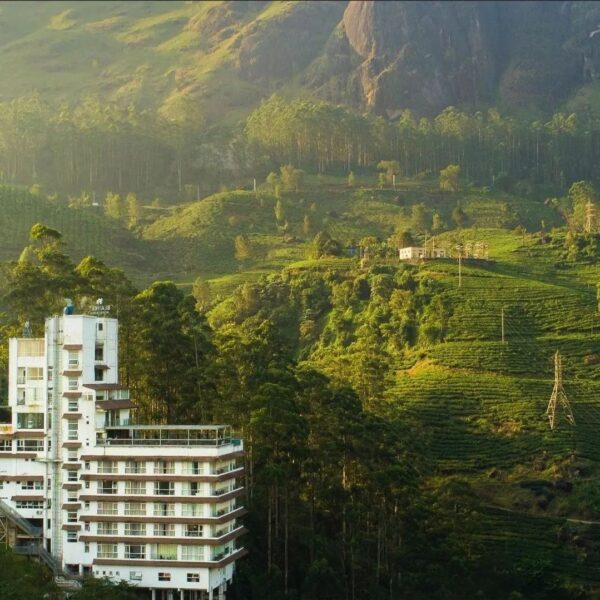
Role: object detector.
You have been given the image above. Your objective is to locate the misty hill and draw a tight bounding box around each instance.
[3,1,600,121]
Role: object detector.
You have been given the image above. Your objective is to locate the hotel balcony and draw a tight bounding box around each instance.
[97,425,238,447]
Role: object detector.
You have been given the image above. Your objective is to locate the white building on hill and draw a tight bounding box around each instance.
[0,308,245,600]
[399,246,447,261]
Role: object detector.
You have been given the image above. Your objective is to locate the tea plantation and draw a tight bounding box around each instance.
[381,233,600,592]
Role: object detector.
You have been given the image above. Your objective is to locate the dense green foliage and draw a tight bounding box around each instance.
[4,217,600,598]
[2,93,600,202]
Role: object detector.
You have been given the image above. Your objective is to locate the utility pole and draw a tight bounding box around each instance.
[546,351,575,430]
[253,178,257,193]
[585,200,595,234]
[455,244,463,288]
[501,307,505,344]
[392,173,396,189]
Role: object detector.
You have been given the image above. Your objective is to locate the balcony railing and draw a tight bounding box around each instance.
[98,425,237,447]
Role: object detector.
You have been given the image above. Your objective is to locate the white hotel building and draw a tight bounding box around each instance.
[0,311,246,599]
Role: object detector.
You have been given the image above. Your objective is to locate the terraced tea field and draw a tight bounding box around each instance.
[382,233,600,591]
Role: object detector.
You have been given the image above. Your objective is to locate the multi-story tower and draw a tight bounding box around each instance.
[0,310,246,599]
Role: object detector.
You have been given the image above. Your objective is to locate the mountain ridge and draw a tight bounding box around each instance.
[3,1,600,121]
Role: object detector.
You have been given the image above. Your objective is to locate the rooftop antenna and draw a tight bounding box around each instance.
[546,351,575,429]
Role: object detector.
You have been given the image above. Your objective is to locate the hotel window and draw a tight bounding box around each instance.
[125,544,146,559]
[15,500,44,509]
[154,482,174,496]
[97,502,118,516]
[67,351,79,368]
[129,572,142,581]
[158,573,171,582]
[181,546,204,561]
[153,503,174,517]
[17,367,26,385]
[67,449,78,462]
[124,523,146,536]
[66,532,77,543]
[97,544,118,559]
[153,461,175,475]
[17,389,25,405]
[97,461,117,474]
[182,461,204,475]
[97,523,118,535]
[153,523,175,537]
[84,543,90,553]
[67,421,78,440]
[182,504,203,517]
[67,491,78,502]
[67,399,78,412]
[67,511,78,523]
[182,482,200,497]
[67,471,78,482]
[67,378,78,391]
[214,461,233,475]
[0,440,11,451]
[47,366,53,382]
[17,440,43,452]
[98,481,117,495]
[95,345,104,361]
[125,461,145,474]
[184,524,203,537]
[187,573,200,583]
[125,481,146,495]
[124,502,146,516]
[150,544,177,560]
[21,481,43,490]
[17,413,44,429]
[26,367,43,381]
[212,544,231,560]
[94,368,104,382]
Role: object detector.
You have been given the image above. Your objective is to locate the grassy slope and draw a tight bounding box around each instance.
[143,178,561,294]
[0,187,166,284]
[381,237,600,586]
[0,177,557,292]
[0,1,344,124]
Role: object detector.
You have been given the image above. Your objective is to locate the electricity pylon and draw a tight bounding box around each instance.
[546,351,575,430]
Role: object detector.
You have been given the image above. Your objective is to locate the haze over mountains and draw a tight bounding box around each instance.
[3,1,600,121]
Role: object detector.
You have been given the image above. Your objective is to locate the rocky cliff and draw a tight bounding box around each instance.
[2,1,600,118]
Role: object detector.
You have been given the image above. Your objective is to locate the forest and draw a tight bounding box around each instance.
[0,94,598,202]
[2,211,600,599]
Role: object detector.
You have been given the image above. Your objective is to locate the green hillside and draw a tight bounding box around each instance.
[143,180,563,289]
[1,1,598,120]
[204,224,600,594]
[0,186,156,281]
[0,0,344,123]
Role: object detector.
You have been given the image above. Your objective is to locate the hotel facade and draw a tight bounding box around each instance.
[0,311,246,599]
